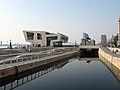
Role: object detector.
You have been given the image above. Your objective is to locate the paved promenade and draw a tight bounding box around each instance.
[0,47,77,69]
[99,46,120,70]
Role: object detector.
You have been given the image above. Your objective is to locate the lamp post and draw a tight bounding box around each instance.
[10,39,12,49]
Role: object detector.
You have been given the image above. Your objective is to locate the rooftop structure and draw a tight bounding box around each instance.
[23,30,68,47]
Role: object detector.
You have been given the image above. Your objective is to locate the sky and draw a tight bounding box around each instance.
[0,0,120,44]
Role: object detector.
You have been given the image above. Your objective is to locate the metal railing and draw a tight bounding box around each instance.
[0,47,77,69]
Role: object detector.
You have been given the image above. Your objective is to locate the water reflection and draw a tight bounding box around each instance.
[0,59,70,90]
[100,56,120,82]
[86,60,91,64]
[0,57,120,90]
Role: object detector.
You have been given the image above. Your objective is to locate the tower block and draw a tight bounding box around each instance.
[117,17,120,46]
[119,17,120,33]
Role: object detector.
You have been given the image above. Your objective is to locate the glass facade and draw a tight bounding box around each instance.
[101,35,107,46]
[24,31,69,47]
[46,32,51,35]
[37,33,42,40]
[83,33,90,40]
[46,36,57,46]
[61,36,68,42]
[27,32,34,40]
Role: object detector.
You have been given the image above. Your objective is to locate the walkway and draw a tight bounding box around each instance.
[0,47,77,69]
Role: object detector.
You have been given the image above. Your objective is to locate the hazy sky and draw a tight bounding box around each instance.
[0,0,120,44]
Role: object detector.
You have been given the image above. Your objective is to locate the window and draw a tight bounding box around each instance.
[37,33,42,40]
[46,32,51,35]
[27,32,34,40]
[38,44,41,47]
[61,36,68,42]
[46,32,55,35]
[46,36,57,46]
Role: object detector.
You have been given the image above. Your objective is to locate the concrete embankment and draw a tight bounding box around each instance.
[99,55,120,81]
[99,47,120,70]
[0,51,78,79]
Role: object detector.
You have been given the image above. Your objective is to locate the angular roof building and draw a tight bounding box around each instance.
[23,30,68,47]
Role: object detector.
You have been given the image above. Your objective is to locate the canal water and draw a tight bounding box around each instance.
[0,57,120,90]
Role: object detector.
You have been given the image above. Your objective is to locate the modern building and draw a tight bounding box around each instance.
[81,39,86,45]
[111,34,118,47]
[83,32,91,40]
[101,35,107,47]
[81,32,95,45]
[117,17,120,46]
[91,39,95,45]
[23,30,68,47]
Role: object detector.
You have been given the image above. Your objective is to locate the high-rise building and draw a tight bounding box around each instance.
[119,17,120,33]
[83,32,90,40]
[81,32,95,45]
[111,34,118,47]
[117,17,120,46]
[101,35,107,47]
[81,32,90,45]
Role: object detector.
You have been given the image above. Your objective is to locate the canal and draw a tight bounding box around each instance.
[0,57,120,90]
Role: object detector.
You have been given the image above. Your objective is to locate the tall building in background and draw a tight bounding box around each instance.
[119,17,120,33]
[101,35,107,47]
[111,34,118,47]
[81,32,95,45]
[117,17,120,46]
[83,32,90,40]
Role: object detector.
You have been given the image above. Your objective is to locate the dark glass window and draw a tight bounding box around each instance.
[46,32,54,35]
[61,36,68,42]
[46,36,57,46]
[27,32,34,40]
[46,32,51,35]
[37,33,42,40]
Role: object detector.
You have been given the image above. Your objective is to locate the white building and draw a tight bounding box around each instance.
[23,30,68,47]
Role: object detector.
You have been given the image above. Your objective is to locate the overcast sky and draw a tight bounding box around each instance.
[0,0,120,44]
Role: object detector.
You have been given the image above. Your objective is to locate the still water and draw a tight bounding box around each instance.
[0,57,120,90]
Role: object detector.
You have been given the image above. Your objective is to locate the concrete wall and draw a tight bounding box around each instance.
[0,51,78,79]
[0,66,17,79]
[1,46,120,79]
[99,47,120,70]
[108,47,120,54]
[99,55,120,81]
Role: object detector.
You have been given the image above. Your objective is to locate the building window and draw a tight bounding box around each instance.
[27,32,34,40]
[61,36,68,42]
[37,33,42,40]
[46,32,51,35]
[46,36,57,46]
[38,44,41,47]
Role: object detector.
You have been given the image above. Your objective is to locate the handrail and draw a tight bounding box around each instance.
[0,47,78,69]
